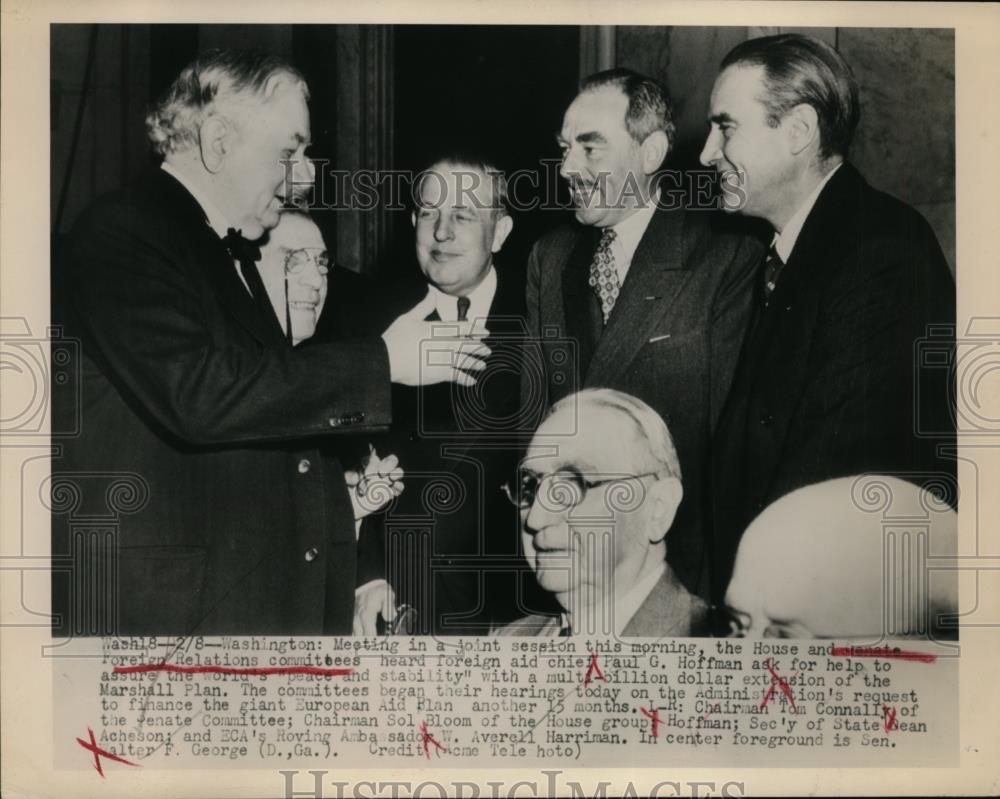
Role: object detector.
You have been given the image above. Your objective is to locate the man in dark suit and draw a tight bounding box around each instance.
[525,69,763,601]
[51,50,487,637]
[498,389,709,637]
[368,155,551,634]
[701,34,956,601]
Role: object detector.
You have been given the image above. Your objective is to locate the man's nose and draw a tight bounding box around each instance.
[559,147,580,182]
[524,491,564,537]
[298,262,325,289]
[433,215,454,242]
[291,155,316,187]
[699,129,722,167]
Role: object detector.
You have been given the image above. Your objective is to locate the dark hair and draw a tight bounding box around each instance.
[146,49,309,155]
[416,152,509,218]
[580,67,676,149]
[721,33,860,160]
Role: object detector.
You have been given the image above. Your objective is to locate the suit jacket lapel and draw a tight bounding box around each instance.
[624,567,702,636]
[157,170,288,347]
[561,226,602,381]
[739,167,859,394]
[586,208,690,386]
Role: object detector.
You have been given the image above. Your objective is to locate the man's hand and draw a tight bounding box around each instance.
[354,579,396,636]
[381,290,491,386]
[345,448,404,520]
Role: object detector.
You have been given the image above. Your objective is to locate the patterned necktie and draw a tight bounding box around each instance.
[762,244,786,304]
[456,296,470,322]
[588,227,619,325]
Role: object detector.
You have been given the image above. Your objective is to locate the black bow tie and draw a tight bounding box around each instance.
[222,227,262,265]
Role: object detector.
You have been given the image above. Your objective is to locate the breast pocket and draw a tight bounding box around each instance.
[623,328,709,433]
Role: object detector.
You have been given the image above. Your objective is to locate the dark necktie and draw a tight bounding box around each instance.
[456,296,471,322]
[762,244,786,305]
[588,227,619,325]
[223,228,278,326]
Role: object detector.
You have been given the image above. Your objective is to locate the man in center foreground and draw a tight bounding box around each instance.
[499,388,709,637]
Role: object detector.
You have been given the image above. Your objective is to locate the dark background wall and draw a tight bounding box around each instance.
[51,24,955,277]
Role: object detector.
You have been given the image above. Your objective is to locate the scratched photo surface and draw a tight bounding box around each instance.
[7,6,998,793]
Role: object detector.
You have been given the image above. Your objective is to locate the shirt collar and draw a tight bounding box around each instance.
[772,163,842,263]
[161,160,234,240]
[431,265,497,323]
[609,190,659,268]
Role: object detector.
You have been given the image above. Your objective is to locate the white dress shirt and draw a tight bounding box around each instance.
[607,191,660,284]
[430,265,497,324]
[772,163,843,263]
[160,161,252,293]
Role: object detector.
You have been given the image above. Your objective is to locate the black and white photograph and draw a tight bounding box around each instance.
[2,1,998,796]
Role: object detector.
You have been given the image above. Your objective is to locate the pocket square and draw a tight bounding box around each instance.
[648,333,671,344]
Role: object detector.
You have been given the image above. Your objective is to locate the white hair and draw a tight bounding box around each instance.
[145,49,309,156]
[547,388,681,481]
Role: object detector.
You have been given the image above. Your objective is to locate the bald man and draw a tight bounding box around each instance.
[724,476,957,640]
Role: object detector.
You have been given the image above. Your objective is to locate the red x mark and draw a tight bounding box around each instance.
[759,658,797,711]
[640,705,663,739]
[583,651,606,687]
[418,721,448,759]
[882,705,899,733]
[76,727,140,777]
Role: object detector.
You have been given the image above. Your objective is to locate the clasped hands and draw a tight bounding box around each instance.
[347,447,403,635]
[381,289,490,387]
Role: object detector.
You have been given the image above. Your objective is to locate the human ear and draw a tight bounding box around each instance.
[491,214,514,253]
[786,103,820,156]
[641,130,669,174]
[648,476,683,543]
[199,115,231,173]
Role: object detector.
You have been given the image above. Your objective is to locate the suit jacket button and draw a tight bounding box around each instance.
[760,412,773,427]
[328,417,343,428]
[297,459,311,474]
[304,547,319,562]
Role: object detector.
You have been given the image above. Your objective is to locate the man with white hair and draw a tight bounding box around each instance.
[52,50,487,636]
[499,388,708,637]
[723,476,958,640]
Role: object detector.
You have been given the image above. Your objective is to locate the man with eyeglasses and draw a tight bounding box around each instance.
[498,388,709,637]
[258,210,329,345]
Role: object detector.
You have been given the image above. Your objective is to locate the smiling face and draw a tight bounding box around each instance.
[558,86,652,228]
[700,64,796,225]
[258,212,328,345]
[520,402,678,613]
[214,78,315,240]
[412,163,512,297]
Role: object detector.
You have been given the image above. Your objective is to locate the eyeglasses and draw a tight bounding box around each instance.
[500,466,660,511]
[284,247,331,276]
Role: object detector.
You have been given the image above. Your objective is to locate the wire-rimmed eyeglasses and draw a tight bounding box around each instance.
[283,247,330,276]
[500,466,660,511]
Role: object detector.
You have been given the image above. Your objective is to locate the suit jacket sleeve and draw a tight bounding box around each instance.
[68,199,392,446]
[520,239,549,428]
